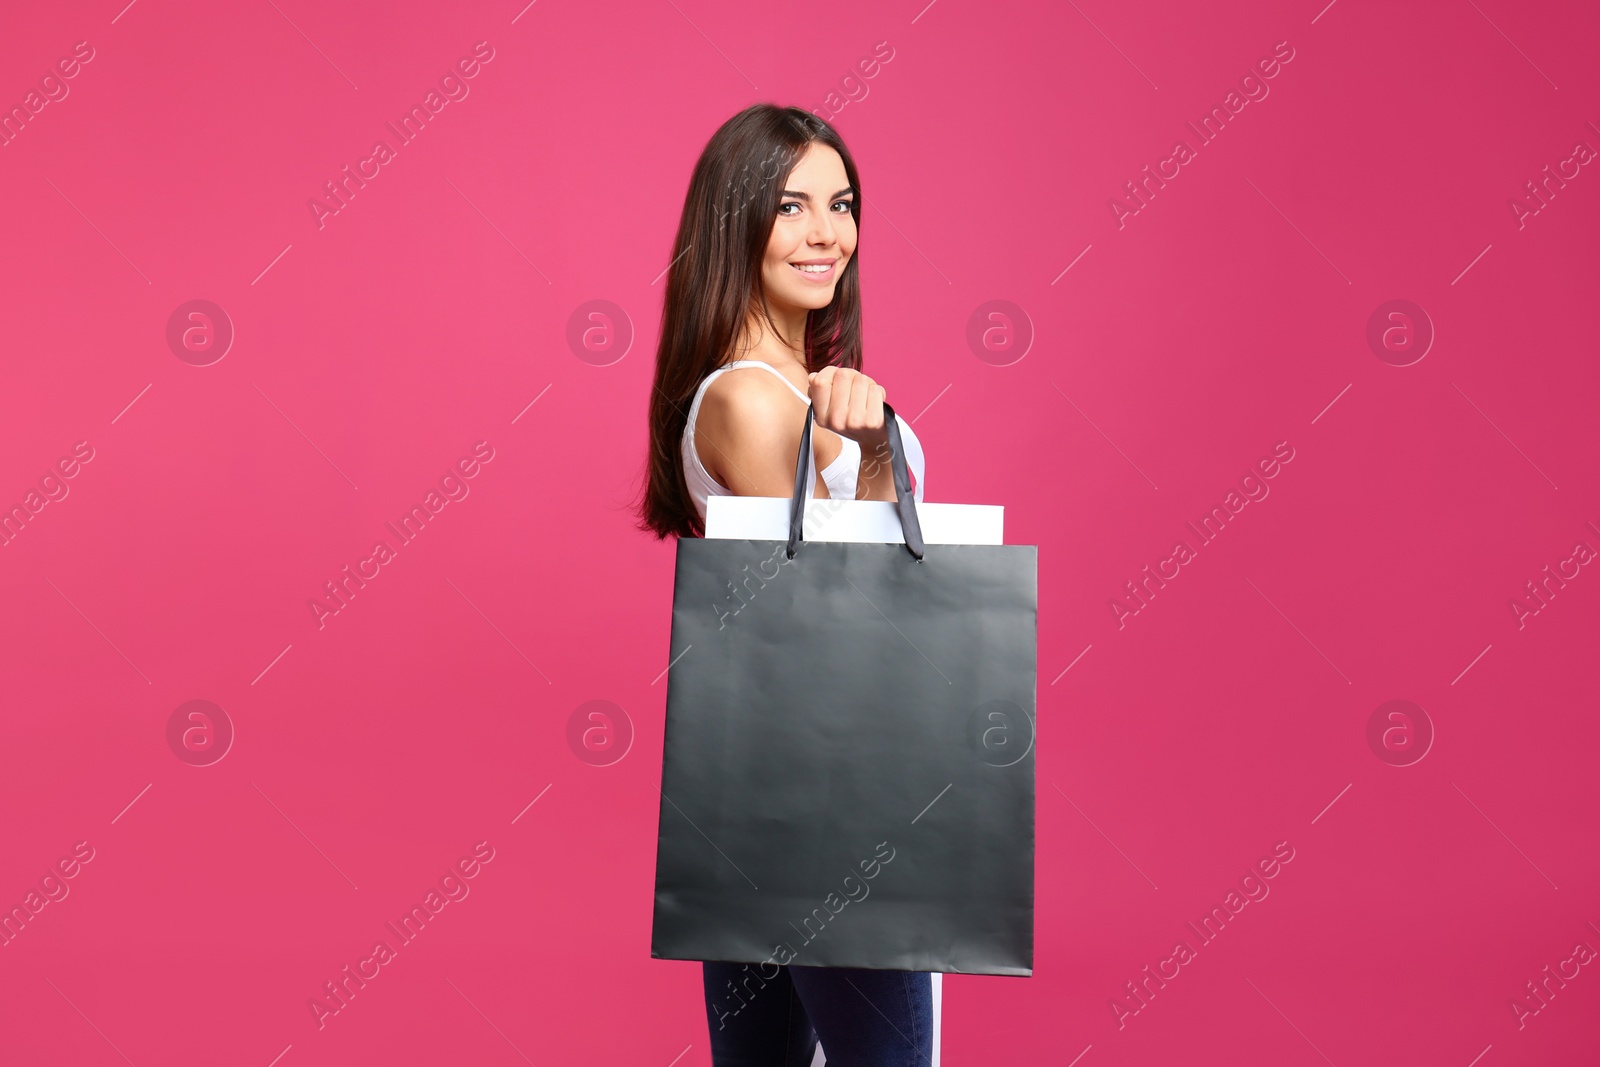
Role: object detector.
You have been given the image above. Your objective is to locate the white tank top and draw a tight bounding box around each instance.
[680,359,926,526]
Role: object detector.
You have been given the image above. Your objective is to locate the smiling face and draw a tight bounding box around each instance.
[757,142,857,315]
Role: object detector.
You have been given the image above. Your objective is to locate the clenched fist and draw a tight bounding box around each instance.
[806,366,889,448]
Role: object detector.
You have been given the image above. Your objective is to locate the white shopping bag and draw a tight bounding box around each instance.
[706,495,1003,546]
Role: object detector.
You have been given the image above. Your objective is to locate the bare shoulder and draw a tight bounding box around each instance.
[694,367,806,494]
[697,366,803,445]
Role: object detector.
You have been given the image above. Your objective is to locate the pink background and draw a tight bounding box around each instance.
[1,0,1597,1063]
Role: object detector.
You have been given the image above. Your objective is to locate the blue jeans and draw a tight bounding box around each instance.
[702,961,932,1067]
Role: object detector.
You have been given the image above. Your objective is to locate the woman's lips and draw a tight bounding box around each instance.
[789,261,837,283]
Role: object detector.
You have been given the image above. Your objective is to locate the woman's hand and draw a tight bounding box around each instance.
[806,366,889,447]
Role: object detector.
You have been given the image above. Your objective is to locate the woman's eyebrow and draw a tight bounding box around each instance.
[780,188,855,201]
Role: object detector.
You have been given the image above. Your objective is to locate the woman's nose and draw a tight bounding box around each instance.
[807,210,838,246]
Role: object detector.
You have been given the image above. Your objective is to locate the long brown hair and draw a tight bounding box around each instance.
[634,104,865,540]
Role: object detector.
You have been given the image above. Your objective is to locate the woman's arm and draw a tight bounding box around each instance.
[855,435,895,501]
[696,364,896,501]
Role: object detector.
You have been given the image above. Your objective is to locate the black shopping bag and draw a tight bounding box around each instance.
[651,402,1037,976]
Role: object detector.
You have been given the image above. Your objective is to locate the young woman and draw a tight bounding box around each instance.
[636,104,933,1066]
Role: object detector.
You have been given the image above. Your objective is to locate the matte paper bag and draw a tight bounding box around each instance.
[651,402,1037,975]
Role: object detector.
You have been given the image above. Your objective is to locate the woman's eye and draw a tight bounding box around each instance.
[777,200,852,216]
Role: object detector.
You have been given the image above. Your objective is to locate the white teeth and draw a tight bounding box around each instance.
[793,264,832,273]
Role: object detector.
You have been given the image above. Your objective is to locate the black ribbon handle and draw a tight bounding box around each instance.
[786,399,926,561]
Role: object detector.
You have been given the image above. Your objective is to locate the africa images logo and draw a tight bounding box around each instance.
[307,42,496,230]
[308,442,495,630]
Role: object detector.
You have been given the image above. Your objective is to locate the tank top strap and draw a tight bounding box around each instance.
[710,359,812,404]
